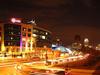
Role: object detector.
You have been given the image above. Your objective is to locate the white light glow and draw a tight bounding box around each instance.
[22,38,26,41]
[33,34,37,37]
[11,18,21,23]
[52,44,57,47]
[84,38,89,43]
[42,36,46,39]
[66,48,72,54]
[46,32,48,35]
[11,18,16,23]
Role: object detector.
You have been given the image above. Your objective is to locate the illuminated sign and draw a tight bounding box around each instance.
[11,18,21,23]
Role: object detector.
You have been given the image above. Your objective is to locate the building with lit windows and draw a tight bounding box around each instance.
[84,38,89,47]
[32,25,51,47]
[0,23,34,57]
[72,35,82,50]
[32,24,52,58]
[0,20,51,57]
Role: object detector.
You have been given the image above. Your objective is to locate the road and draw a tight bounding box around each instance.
[0,58,28,75]
[0,65,27,75]
[20,61,95,75]
[0,54,96,75]
[0,61,96,75]
[68,69,95,75]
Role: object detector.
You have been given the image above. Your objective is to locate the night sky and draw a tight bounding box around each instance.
[0,0,100,46]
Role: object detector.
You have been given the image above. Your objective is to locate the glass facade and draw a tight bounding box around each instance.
[33,28,51,47]
[4,24,21,46]
[0,23,51,58]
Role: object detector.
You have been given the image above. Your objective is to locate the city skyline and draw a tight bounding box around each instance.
[0,0,100,45]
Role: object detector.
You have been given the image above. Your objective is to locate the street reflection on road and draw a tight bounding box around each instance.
[0,66,28,75]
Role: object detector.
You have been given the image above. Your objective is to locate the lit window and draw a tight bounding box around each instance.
[23,28,27,31]
[33,29,38,33]
[33,34,37,37]
[41,36,46,39]
[8,42,10,45]
[11,32,13,34]
[11,37,13,40]
[22,33,26,36]
[18,32,21,35]
[22,38,26,41]
[46,32,48,35]
[40,31,45,34]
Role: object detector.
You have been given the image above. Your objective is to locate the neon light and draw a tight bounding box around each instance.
[11,18,21,23]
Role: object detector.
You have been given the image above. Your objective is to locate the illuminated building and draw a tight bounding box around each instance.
[0,23,34,57]
[0,18,52,57]
[72,35,82,50]
[84,38,89,47]
[32,25,51,47]
[32,25,52,57]
[96,44,100,50]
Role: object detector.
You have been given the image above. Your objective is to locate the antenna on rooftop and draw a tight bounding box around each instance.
[28,19,37,25]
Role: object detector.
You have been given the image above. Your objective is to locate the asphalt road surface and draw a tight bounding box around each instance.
[0,63,28,75]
